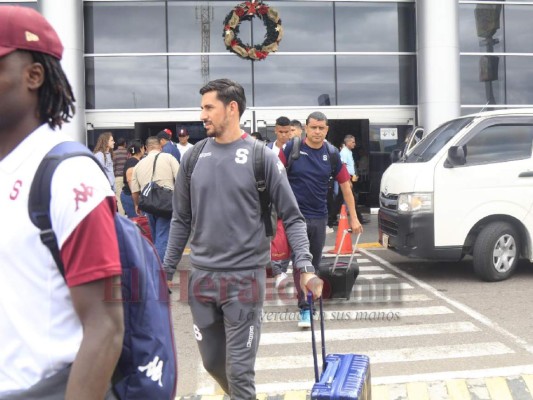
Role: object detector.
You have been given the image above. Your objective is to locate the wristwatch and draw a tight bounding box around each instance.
[299,265,316,274]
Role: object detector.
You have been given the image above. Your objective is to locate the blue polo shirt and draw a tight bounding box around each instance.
[162,141,181,163]
[281,139,350,219]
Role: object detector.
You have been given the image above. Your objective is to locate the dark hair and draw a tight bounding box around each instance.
[30,51,75,129]
[117,137,126,147]
[128,140,144,156]
[199,78,246,118]
[306,111,328,126]
[290,119,303,129]
[250,131,264,141]
[275,116,291,126]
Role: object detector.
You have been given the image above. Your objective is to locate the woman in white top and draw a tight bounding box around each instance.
[93,131,115,190]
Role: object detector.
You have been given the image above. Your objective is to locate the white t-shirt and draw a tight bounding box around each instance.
[176,142,194,158]
[0,124,121,394]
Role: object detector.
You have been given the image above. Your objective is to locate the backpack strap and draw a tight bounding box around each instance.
[324,142,340,188]
[183,138,208,216]
[253,139,273,237]
[28,141,105,277]
[185,138,208,186]
[286,136,301,172]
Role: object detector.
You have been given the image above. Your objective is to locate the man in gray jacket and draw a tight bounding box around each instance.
[164,79,323,399]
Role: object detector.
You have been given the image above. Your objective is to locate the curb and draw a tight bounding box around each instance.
[177,374,533,399]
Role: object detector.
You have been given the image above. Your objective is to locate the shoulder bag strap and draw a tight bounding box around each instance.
[150,153,161,182]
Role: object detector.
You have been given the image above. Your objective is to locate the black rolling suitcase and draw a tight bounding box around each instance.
[318,230,360,300]
[309,295,371,399]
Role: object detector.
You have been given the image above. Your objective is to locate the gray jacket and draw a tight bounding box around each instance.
[163,136,313,279]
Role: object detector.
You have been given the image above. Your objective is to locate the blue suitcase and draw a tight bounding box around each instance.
[309,295,371,399]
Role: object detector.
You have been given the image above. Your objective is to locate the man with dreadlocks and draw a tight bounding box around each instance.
[0,6,124,399]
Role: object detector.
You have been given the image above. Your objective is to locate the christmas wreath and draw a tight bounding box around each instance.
[223,1,283,61]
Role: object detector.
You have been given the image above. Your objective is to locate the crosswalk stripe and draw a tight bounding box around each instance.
[321,256,372,263]
[355,273,401,279]
[485,377,513,400]
[277,264,380,275]
[255,342,513,370]
[358,265,384,271]
[407,382,430,400]
[446,379,470,400]
[259,321,476,344]
[372,385,390,400]
[263,292,430,307]
[283,390,307,399]
[260,305,453,325]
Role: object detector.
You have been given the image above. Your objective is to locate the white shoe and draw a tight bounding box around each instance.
[274,272,288,289]
[325,227,334,234]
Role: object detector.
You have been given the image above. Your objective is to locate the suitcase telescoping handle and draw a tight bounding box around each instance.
[308,293,326,383]
[332,230,361,273]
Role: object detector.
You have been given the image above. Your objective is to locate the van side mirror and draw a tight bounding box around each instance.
[390,149,402,163]
[445,146,466,168]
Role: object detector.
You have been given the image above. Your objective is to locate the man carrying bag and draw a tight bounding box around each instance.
[131,136,179,261]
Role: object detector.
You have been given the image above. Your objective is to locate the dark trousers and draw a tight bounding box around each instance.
[292,217,327,311]
[329,184,364,223]
[188,267,266,399]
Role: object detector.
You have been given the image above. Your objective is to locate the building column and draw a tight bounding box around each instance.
[40,0,86,143]
[416,0,460,133]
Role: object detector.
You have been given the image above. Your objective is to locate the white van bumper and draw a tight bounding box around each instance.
[378,208,463,260]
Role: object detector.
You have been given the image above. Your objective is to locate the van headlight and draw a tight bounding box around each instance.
[397,193,433,214]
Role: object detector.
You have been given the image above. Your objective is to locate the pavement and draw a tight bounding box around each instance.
[175,210,533,399]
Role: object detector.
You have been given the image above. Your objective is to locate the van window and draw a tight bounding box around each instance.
[405,117,473,162]
[465,124,533,165]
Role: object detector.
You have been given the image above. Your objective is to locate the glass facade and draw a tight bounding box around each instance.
[459,1,533,111]
[83,1,417,110]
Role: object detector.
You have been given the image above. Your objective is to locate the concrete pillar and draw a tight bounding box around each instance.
[416,0,460,133]
[40,0,86,143]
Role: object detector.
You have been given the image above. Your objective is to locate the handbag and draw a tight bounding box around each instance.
[270,219,291,261]
[138,153,173,219]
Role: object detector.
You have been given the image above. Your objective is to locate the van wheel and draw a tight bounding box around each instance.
[473,222,519,282]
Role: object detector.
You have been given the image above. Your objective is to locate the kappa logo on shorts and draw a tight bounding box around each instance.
[73,183,94,211]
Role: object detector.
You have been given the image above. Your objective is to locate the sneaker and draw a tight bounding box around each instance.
[298,309,311,328]
[325,227,334,234]
[274,272,288,289]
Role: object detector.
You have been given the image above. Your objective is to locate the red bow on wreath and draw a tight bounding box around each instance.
[245,1,257,15]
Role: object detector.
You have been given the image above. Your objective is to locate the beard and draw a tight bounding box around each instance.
[204,115,230,138]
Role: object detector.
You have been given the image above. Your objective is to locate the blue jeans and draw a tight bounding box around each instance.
[120,191,136,218]
[292,217,327,311]
[147,214,171,262]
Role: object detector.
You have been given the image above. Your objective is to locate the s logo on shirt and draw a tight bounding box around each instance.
[9,180,22,200]
[235,148,249,164]
[323,155,328,161]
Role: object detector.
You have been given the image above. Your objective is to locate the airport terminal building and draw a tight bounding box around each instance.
[5,0,533,204]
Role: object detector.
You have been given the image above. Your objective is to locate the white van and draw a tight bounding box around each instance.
[378,109,533,281]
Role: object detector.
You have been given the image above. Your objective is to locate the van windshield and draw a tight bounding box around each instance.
[404,117,474,162]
